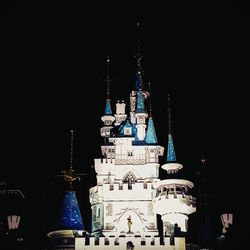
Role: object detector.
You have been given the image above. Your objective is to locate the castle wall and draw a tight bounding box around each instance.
[75,236,186,250]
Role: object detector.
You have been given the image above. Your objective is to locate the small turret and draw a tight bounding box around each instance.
[47,130,88,249]
[152,96,196,239]
[100,57,115,139]
[161,94,183,174]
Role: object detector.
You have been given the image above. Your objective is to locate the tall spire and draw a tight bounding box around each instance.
[135,22,143,90]
[104,56,112,115]
[145,82,158,144]
[56,130,85,231]
[60,130,80,191]
[161,95,183,174]
[167,94,176,162]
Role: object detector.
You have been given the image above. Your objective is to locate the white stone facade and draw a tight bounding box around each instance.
[89,136,164,237]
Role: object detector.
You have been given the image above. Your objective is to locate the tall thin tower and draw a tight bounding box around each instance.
[153,95,196,240]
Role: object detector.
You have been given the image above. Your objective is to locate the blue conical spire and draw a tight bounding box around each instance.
[167,134,176,162]
[57,191,84,230]
[145,82,158,144]
[104,56,112,115]
[136,89,145,113]
[166,94,177,162]
[146,117,158,144]
[105,99,112,115]
[56,130,85,230]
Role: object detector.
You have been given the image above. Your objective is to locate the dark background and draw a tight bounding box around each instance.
[1,1,249,249]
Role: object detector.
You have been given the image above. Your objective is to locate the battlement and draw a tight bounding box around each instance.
[90,181,155,203]
[153,192,196,214]
[75,235,186,250]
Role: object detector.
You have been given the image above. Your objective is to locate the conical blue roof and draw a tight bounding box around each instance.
[104,99,112,115]
[167,134,176,162]
[57,191,84,230]
[136,89,145,113]
[145,117,158,144]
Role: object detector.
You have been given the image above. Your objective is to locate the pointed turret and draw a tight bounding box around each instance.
[132,23,148,141]
[47,131,87,249]
[104,56,112,115]
[153,96,196,240]
[101,57,115,139]
[130,22,150,126]
[166,94,176,162]
[145,82,158,144]
[161,95,183,174]
[57,130,84,230]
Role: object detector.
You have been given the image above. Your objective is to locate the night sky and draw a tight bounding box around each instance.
[1,1,249,249]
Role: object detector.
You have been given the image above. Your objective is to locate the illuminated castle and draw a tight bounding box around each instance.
[47,39,198,250]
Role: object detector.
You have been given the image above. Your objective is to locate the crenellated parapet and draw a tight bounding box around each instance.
[75,235,186,250]
[152,179,196,234]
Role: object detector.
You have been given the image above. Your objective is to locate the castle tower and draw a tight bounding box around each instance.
[100,56,116,139]
[47,130,88,250]
[152,95,196,239]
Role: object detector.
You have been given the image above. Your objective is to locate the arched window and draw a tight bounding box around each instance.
[123,172,137,190]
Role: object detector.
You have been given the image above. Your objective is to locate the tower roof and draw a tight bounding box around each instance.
[136,89,145,113]
[57,191,84,230]
[104,56,113,115]
[55,130,85,231]
[145,117,158,144]
[145,82,158,144]
[104,99,112,115]
[167,134,176,162]
[166,94,177,162]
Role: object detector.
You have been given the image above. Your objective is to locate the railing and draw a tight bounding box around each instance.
[115,154,146,165]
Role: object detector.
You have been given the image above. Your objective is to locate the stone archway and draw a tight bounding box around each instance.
[116,209,145,235]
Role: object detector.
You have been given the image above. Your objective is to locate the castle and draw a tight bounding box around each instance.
[47,41,198,250]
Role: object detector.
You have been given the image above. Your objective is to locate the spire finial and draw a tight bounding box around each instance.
[134,23,144,90]
[70,130,74,170]
[135,23,143,72]
[104,56,113,115]
[58,130,79,191]
[106,56,110,99]
[167,94,172,134]
[148,82,152,117]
